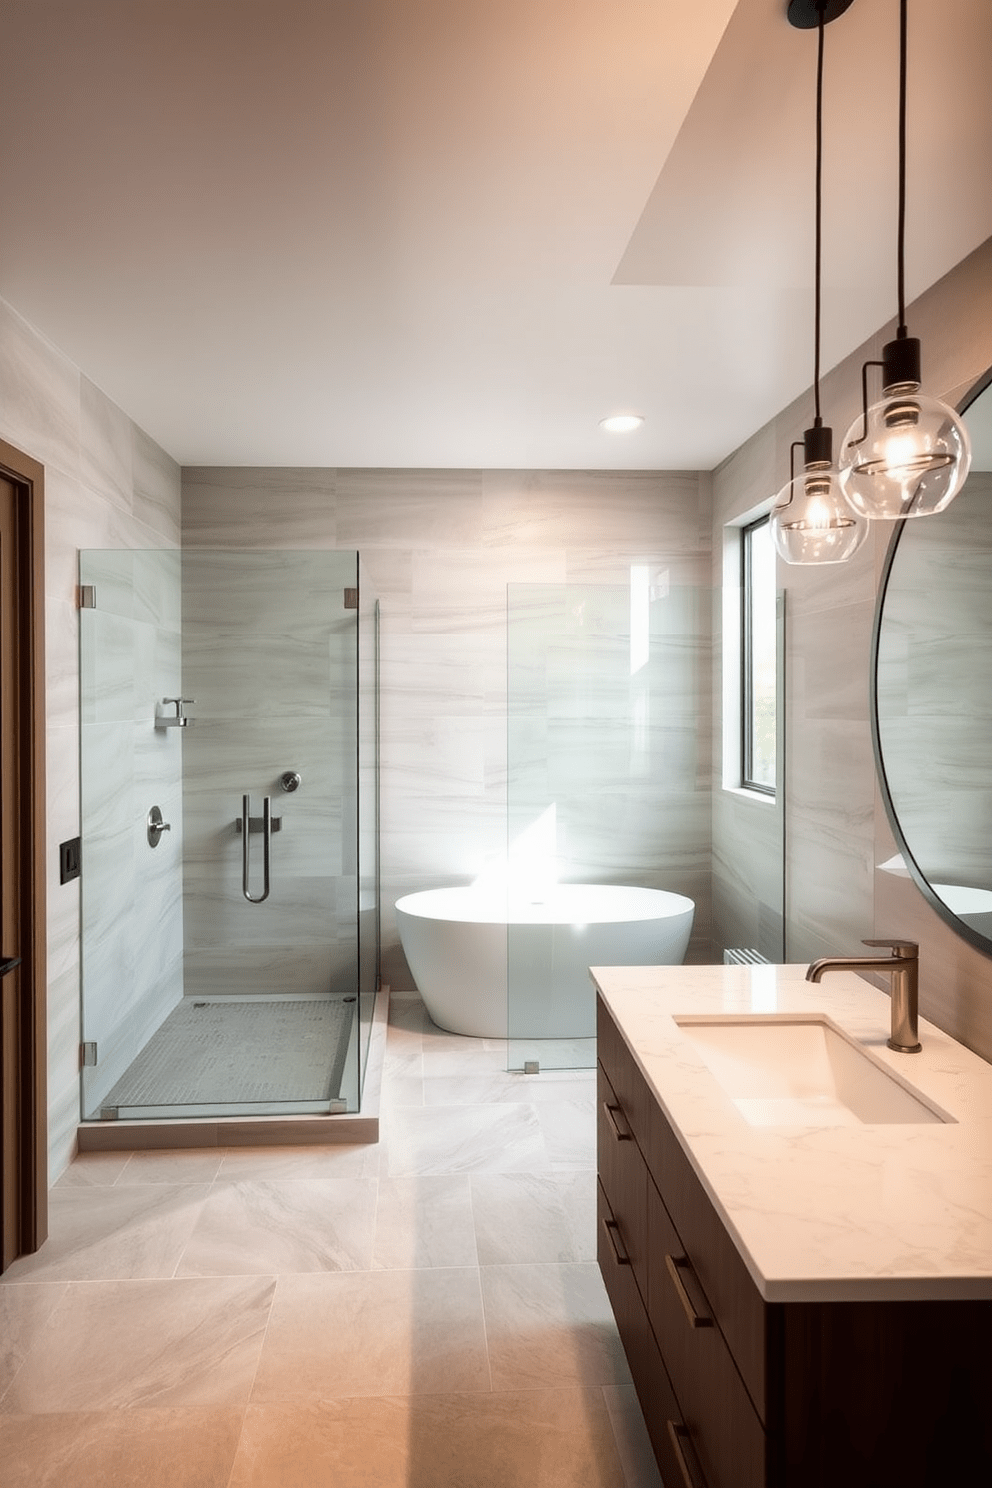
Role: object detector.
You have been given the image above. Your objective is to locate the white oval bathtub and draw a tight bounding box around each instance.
[395,884,695,1038]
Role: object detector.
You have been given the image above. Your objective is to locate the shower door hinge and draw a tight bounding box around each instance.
[77,585,97,609]
[80,1041,98,1067]
[343,587,358,610]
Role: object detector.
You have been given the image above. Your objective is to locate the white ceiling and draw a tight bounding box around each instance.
[1,0,990,470]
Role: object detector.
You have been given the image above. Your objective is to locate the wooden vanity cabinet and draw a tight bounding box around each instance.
[597,995,992,1488]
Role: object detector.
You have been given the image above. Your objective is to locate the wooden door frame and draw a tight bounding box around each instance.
[0,437,47,1262]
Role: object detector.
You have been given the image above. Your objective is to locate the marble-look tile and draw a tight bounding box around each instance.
[0,1283,68,1398]
[470,1173,580,1265]
[379,1074,425,1109]
[534,1097,598,1169]
[217,1143,380,1181]
[80,376,134,513]
[132,425,182,546]
[182,467,339,549]
[383,1103,550,1176]
[2,1276,274,1412]
[252,1269,491,1400]
[372,1176,477,1269]
[421,1042,512,1078]
[481,1263,632,1391]
[228,1388,625,1488]
[0,1407,244,1488]
[556,1170,599,1262]
[0,1184,210,1284]
[336,468,486,548]
[55,1152,132,1187]
[177,1178,377,1275]
[0,298,80,479]
[116,1150,224,1185]
[602,1384,665,1488]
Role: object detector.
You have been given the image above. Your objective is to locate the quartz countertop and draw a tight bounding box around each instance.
[592,962,992,1303]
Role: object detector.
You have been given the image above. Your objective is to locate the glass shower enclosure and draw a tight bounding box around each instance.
[78,548,379,1123]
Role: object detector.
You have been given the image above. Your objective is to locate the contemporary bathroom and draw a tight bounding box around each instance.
[1,2,991,1485]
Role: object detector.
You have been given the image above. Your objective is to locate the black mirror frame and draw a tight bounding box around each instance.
[870,365,992,960]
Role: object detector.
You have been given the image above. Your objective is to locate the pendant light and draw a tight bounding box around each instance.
[839,0,971,519]
[771,3,867,566]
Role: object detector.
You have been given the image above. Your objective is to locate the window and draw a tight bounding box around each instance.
[741,516,776,794]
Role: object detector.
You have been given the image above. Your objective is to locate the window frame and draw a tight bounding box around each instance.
[740,514,776,797]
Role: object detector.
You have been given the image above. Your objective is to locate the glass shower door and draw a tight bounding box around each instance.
[506,578,708,1071]
[79,547,378,1122]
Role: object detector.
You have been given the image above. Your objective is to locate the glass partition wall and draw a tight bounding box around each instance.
[506,579,708,1072]
[79,548,379,1123]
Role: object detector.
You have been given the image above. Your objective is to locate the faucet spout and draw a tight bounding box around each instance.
[806,939,921,1054]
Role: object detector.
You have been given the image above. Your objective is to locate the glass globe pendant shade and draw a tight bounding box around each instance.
[839,338,972,519]
[770,426,868,565]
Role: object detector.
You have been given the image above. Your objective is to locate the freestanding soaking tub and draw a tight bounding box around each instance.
[395,883,695,1038]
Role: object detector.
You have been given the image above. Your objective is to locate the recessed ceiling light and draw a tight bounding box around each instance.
[599,414,644,434]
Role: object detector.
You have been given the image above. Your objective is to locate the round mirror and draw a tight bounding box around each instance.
[872,369,992,955]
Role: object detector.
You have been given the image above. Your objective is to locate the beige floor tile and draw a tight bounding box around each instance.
[54,1153,132,1188]
[378,1074,425,1108]
[602,1383,665,1488]
[372,1175,477,1269]
[0,1284,68,1397]
[470,1173,579,1264]
[2,1276,274,1412]
[382,1102,550,1176]
[0,1406,244,1487]
[217,1142,379,1181]
[252,1268,491,1401]
[556,1169,599,1261]
[0,1185,211,1284]
[481,1262,633,1391]
[177,1177,377,1275]
[117,1150,225,1185]
[229,1388,626,1488]
[535,1096,598,1168]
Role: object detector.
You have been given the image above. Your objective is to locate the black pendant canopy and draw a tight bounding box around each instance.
[787,0,855,28]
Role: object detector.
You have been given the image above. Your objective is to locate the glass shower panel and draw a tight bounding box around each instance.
[79,548,377,1122]
[506,581,708,1072]
[355,559,380,1097]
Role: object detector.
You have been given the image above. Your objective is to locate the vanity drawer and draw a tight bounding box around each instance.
[598,1182,709,1488]
[597,998,651,1147]
[647,1176,766,1488]
[644,1052,767,1416]
[597,1062,649,1302]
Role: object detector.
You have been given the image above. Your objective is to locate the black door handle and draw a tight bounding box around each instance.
[0,956,21,978]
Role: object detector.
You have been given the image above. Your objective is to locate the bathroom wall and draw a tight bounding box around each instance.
[179,548,362,1000]
[711,235,992,1062]
[181,469,715,982]
[0,295,182,1177]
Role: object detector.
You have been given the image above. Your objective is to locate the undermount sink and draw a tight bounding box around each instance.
[674,1014,953,1128]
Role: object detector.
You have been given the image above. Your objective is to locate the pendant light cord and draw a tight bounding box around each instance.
[896,0,908,337]
[812,3,825,425]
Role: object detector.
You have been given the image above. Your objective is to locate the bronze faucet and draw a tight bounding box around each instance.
[806,939,921,1053]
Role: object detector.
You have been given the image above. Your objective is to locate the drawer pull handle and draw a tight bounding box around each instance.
[602,1217,632,1267]
[667,1420,707,1488]
[665,1253,712,1329]
[603,1101,633,1141]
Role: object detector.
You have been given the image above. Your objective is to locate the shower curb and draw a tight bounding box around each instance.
[75,988,389,1153]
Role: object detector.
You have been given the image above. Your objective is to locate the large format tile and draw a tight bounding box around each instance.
[470,1173,580,1265]
[0,1284,68,1399]
[229,1388,626,1488]
[0,1407,244,1488]
[177,1178,377,1275]
[216,1142,380,1181]
[252,1269,491,1400]
[2,1276,274,1412]
[0,1185,210,1283]
[372,1176,478,1270]
[383,1103,550,1176]
[481,1263,632,1391]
